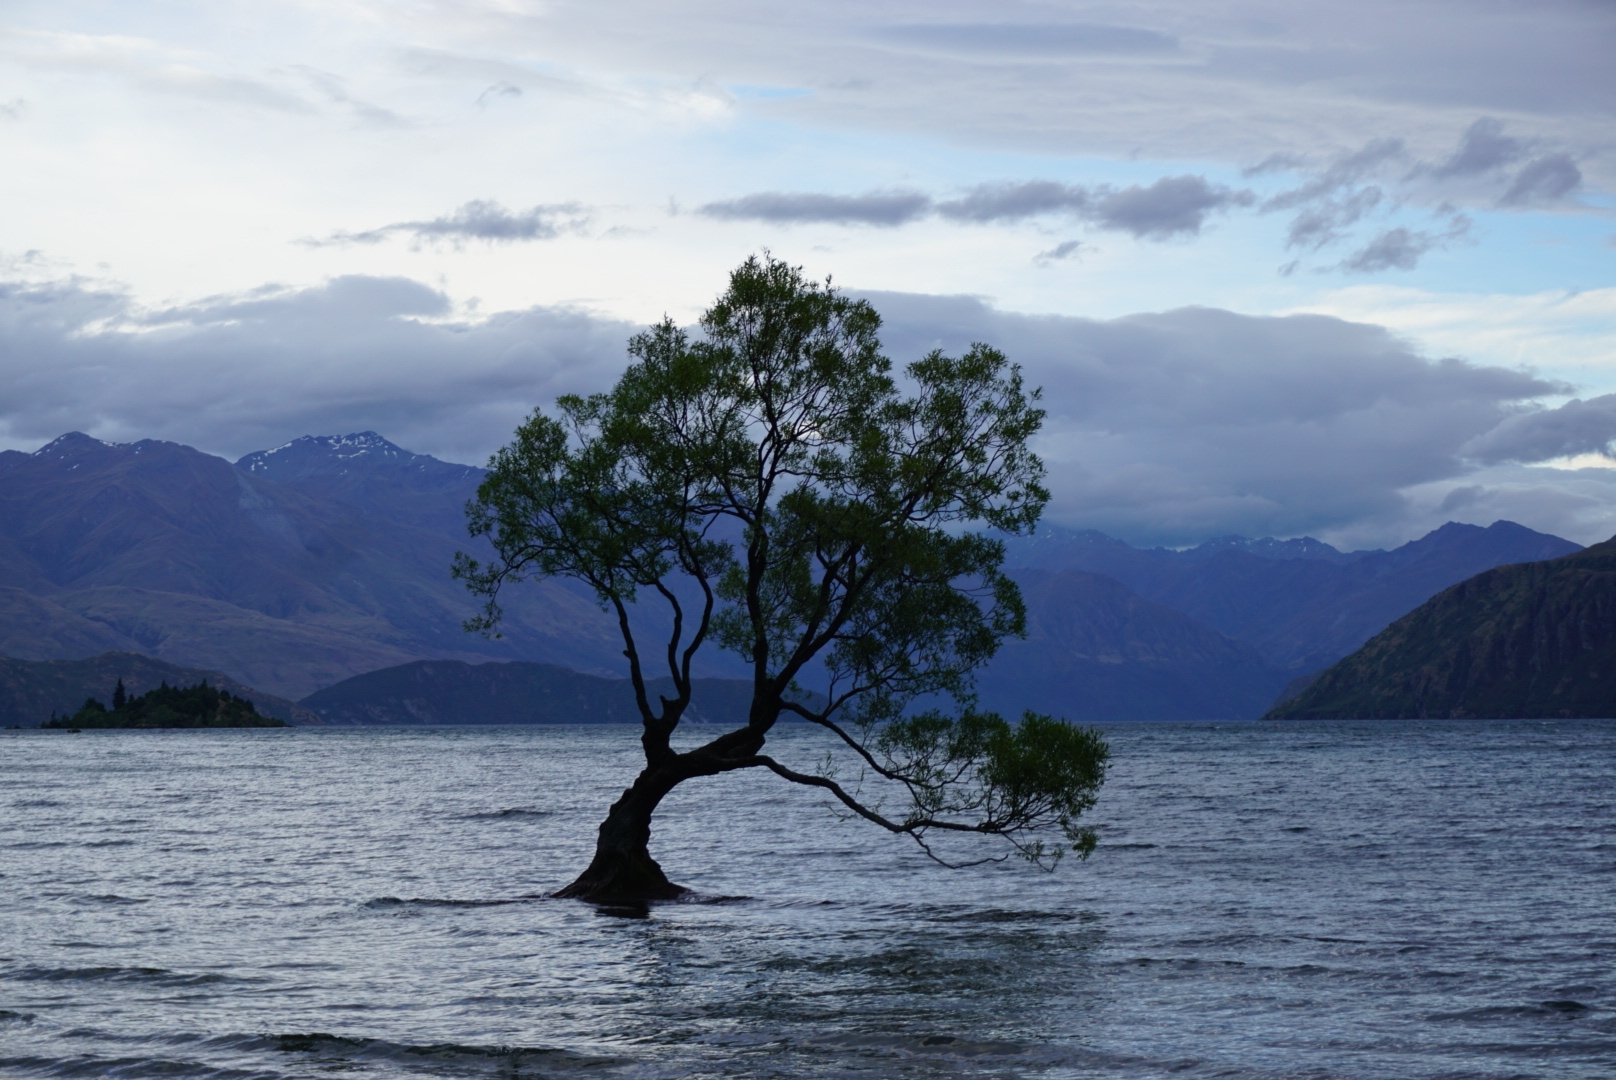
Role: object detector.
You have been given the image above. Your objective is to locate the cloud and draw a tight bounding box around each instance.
[1263,139,1407,211]
[1088,176,1254,239]
[873,22,1178,59]
[0,275,632,464]
[1501,153,1582,205]
[1035,240,1086,263]
[864,289,1579,546]
[1339,214,1471,273]
[308,200,590,247]
[476,82,522,107]
[1461,395,1616,464]
[2,271,1607,548]
[936,182,1088,223]
[1284,187,1382,250]
[1340,228,1436,272]
[1257,140,1412,259]
[1432,118,1525,178]
[697,190,931,226]
[4,29,316,114]
[1257,119,1585,273]
[711,175,1249,238]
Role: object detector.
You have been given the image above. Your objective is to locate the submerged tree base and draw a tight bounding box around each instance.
[553,851,688,904]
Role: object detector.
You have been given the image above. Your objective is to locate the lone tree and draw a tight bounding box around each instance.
[456,255,1108,903]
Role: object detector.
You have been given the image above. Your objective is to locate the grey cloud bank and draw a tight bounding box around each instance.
[309,200,590,247]
[1501,153,1582,206]
[1252,118,1579,270]
[701,175,1252,239]
[0,275,633,467]
[3,271,1611,549]
[696,191,931,227]
[1462,395,1616,464]
[694,113,1578,269]
[866,291,1610,546]
[520,0,1615,193]
[872,22,1179,59]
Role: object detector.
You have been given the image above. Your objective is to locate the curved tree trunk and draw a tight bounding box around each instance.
[554,767,688,903]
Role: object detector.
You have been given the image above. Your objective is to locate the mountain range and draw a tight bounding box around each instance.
[1267,538,1616,719]
[0,430,1584,720]
[1000,521,1580,672]
[0,432,623,698]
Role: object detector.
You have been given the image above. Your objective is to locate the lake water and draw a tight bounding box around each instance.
[1,720,1612,1079]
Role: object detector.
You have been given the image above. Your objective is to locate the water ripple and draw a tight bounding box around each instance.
[0,720,1612,1078]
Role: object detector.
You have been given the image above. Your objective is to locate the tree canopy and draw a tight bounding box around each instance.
[456,254,1108,902]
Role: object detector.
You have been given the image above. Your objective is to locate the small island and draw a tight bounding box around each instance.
[44,679,287,729]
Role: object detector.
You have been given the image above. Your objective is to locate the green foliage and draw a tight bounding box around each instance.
[873,711,1109,866]
[457,253,1108,869]
[44,680,284,729]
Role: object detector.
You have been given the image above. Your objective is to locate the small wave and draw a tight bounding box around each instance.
[460,806,551,821]
[10,799,63,809]
[0,1053,271,1079]
[933,907,1095,926]
[0,1010,34,1023]
[78,894,148,905]
[1543,999,1592,1012]
[805,1031,1027,1058]
[230,1032,612,1074]
[675,892,752,905]
[362,896,537,910]
[4,965,231,987]
[1428,1001,1593,1021]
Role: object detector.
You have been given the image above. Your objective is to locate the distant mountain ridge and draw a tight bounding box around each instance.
[0,428,1586,720]
[976,570,1290,721]
[236,433,484,534]
[1267,537,1616,719]
[0,431,623,697]
[1001,521,1581,672]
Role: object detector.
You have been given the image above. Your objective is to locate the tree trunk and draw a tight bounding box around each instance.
[554,768,688,903]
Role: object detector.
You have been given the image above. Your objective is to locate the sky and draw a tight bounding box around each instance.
[1,0,1613,549]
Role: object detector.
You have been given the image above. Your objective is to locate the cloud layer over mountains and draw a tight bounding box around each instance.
[4,271,1614,549]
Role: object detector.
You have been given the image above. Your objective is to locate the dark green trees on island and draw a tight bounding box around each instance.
[45,679,286,728]
[456,254,1109,903]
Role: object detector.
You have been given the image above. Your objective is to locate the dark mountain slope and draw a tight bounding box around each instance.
[1003,521,1581,671]
[0,652,314,726]
[0,433,348,610]
[300,660,768,726]
[973,570,1291,721]
[0,587,134,660]
[51,587,424,698]
[1267,537,1616,719]
[0,433,624,696]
